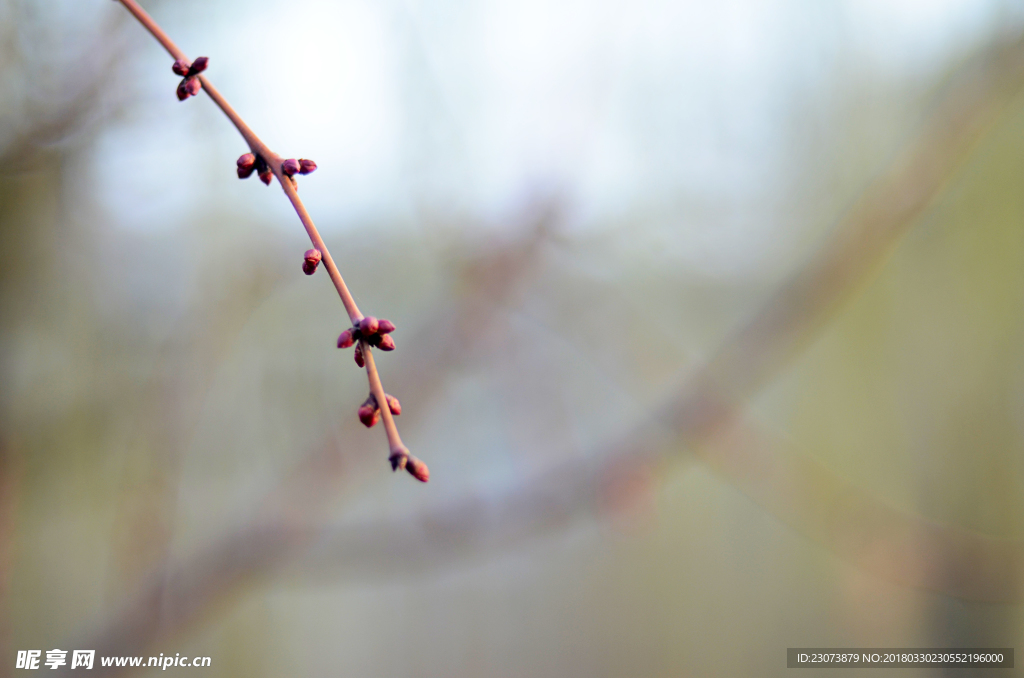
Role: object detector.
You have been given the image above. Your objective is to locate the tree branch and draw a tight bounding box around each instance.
[114,0,423,477]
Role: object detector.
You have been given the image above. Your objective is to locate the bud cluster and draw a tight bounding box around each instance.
[281,158,318,177]
[357,393,401,428]
[172,57,208,101]
[235,154,318,188]
[236,153,272,185]
[279,158,318,189]
[337,316,396,367]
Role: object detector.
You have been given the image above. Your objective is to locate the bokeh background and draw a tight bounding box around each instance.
[3,0,1024,675]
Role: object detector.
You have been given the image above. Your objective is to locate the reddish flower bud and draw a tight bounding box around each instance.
[188,56,209,76]
[281,158,300,177]
[385,394,401,416]
[302,248,321,276]
[406,456,430,483]
[358,401,379,428]
[303,248,321,263]
[258,169,273,185]
[354,343,364,367]
[172,59,190,76]
[298,158,317,174]
[176,80,191,101]
[359,316,379,336]
[377,334,395,351]
[186,76,201,97]
[236,153,256,179]
[337,329,355,349]
[377,319,396,334]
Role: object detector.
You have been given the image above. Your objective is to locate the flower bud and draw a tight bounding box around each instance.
[302,248,321,275]
[358,401,379,428]
[336,329,355,349]
[377,319,396,334]
[406,456,430,483]
[377,334,395,351]
[282,158,300,177]
[298,158,317,174]
[185,76,201,97]
[176,80,191,101]
[258,169,273,185]
[236,153,256,179]
[385,394,401,416]
[354,343,365,367]
[188,56,209,76]
[172,59,190,76]
[359,316,379,336]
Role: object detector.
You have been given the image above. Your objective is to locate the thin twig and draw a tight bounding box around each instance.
[362,341,409,464]
[114,0,417,474]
